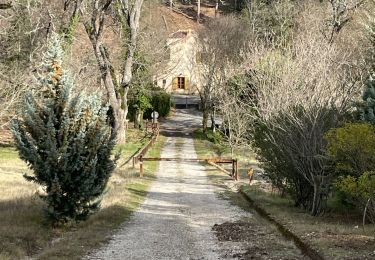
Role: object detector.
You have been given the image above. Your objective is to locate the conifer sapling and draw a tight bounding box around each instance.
[12,35,117,224]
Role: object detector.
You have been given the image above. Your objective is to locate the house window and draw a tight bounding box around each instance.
[162,79,167,87]
[177,77,185,89]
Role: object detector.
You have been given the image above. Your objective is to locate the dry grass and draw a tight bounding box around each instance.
[0,129,165,260]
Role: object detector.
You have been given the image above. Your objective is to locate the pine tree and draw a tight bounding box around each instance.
[11,35,117,224]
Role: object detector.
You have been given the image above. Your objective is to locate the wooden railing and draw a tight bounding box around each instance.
[132,123,160,168]
[139,156,239,180]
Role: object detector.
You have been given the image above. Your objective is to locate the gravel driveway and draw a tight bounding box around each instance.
[86,109,251,259]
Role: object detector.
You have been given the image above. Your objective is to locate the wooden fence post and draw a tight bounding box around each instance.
[140,155,144,178]
[235,159,239,181]
[232,160,235,179]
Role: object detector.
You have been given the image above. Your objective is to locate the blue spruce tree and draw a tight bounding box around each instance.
[360,17,375,125]
[12,35,117,224]
[360,75,375,124]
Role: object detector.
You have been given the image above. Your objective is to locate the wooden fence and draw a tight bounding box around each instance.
[132,123,160,168]
[139,156,239,180]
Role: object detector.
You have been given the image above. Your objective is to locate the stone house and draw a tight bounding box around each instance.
[153,29,203,94]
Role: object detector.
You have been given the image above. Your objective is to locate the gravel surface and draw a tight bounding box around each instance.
[86,109,251,260]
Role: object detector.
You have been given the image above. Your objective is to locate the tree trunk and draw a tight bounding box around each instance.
[120,0,143,131]
[197,0,201,23]
[122,86,129,142]
[134,110,144,129]
[210,108,216,132]
[311,180,322,216]
[102,68,126,144]
[116,108,126,143]
[202,109,209,131]
[85,24,126,144]
[82,0,144,145]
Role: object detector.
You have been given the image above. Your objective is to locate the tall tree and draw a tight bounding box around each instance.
[198,16,250,131]
[82,0,143,144]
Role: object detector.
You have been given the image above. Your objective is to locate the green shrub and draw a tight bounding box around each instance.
[145,90,171,118]
[336,172,375,223]
[11,35,117,224]
[128,88,171,121]
[325,123,375,177]
[326,123,375,223]
[127,88,152,128]
[195,128,223,144]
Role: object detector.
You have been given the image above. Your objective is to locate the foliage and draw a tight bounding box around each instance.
[146,89,171,118]
[0,0,49,125]
[133,90,153,112]
[365,12,375,67]
[325,123,375,177]
[326,123,375,223]
[358,12,375,124]
[195,128,223,145]
[336,172,375,223]
[359,75,375,124]
[247,16,362,215]
[128,50,170,122]
[11,35,117,224]
[129,88,171,121]
[62,13,80,48]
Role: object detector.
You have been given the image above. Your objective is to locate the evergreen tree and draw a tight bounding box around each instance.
[11,35,117,224]
[360,17,375,125]
[360,75,375,124]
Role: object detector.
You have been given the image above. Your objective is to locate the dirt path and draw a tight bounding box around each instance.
[86,109,304,260]
[86,109,248,259]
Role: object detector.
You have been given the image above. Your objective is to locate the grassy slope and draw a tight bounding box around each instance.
[0,129,165,260]
[193,130,375,259]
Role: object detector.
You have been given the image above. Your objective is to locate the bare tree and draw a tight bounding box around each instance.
[216,75,254,155]
[197,16,250,131]
[324,0,366,44]
[82,0,143,144]
[250,27,364,215]
[0,0,62,127]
